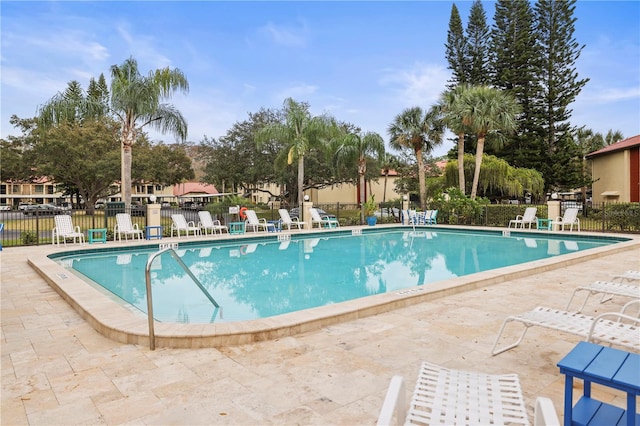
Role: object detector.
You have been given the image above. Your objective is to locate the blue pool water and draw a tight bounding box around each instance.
[52,228,623,324]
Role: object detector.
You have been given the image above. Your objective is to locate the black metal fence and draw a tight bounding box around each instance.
[430,201,640,233]
[1,201,638,247]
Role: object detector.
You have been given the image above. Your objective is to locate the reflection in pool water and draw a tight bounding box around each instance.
[55,229,617,324]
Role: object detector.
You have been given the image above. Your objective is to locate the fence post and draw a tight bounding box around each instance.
[36,213,41,245]
[602,202,606,233]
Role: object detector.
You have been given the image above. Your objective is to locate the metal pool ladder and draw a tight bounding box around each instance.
[145,247,220,350]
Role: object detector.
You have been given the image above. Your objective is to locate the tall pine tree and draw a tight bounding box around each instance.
[445,4,468,87]
[466,0,491,85]
[489,0,541,171]
[533,0,589,190]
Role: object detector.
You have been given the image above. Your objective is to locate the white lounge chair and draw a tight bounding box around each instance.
[509,207,538,229]
[309,208,339,228]
[52,215,85,246]
[244,209,276,233]
[613,270,640,282]
[565,280,640,313]
[197,211,228,235]
[551,207,580,231]
[171,214,201,238]
[278,208,306,230]
[377,361,531,426]
[113,213,143,242]
[491,300,640,355]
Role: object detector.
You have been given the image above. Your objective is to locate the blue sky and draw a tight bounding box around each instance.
[2,1,639,158]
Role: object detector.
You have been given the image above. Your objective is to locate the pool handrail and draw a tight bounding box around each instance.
[145,247,220,350]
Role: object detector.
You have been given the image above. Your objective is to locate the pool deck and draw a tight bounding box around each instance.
[2,227,639,424]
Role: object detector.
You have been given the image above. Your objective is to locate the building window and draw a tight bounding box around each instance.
[12,185,20,193]
[35,185,44,194]
[0,185,5,195]
[47,185,54,194]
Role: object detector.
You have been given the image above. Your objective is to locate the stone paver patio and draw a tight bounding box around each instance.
[2,234,639,425]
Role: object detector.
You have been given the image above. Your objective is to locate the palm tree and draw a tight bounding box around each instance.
[603,129,624,146]
[333,131,385,223]
[109,58,188,206]
[380,153,400,203]
[437,84,471,194]
[388,106,443,210]
[255,98,337,209]
[39,57,189,207]
[458,86,520,199]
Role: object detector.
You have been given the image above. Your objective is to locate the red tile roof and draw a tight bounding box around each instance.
[586,135,640,158]
[173,182,219,197]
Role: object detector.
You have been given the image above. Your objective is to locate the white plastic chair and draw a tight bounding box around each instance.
[113,213,143,242]
[425,209,438,225]
[377,361,531,425]
[491,300,640,355]
[509,207,538,229]
[171,214,201,238]
[309,208,339,228]
[52,215,85,246]
[278,208,306,230]
[197,211,228,235]
[551,207,580,231]
[244,209,276,233]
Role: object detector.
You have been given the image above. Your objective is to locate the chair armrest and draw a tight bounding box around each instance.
[377,375,406,426]
[534,397,559,426]
[587,312,640,344]
[133,224,139,230]
[74,226,82,233]
[621,299,640,316]
[187,221,196,227]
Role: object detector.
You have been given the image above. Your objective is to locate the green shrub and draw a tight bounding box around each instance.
[429,188,488,225]
[605,203,640,231]
[21,230,38,245]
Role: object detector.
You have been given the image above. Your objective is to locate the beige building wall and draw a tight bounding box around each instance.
[250,182,281,205]
[0,180,64,207]
[591,151,629,203]
[308,176,402,205]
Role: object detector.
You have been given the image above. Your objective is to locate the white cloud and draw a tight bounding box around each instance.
[275,83,318,102]
[379,63,450,107]
[580,86,640,103]
[260,21,308,47]
[116,23,172,69]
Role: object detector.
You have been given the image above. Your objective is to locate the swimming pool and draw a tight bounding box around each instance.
[50,228,625,324]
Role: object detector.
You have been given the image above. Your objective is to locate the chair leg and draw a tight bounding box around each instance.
[491,318,531,356]
[565,288,592,313]
[377,375,406,426]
